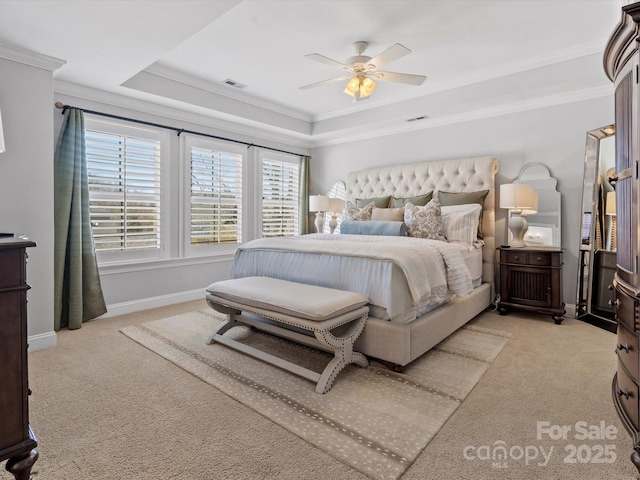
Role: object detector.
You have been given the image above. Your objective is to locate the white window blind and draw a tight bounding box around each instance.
[261,156,300,237]
[190,145,243,245]
[85,128,162,256]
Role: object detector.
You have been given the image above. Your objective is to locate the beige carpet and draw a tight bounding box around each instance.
[120,309,510,480]
[18,302,640,480]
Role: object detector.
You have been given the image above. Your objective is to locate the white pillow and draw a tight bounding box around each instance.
[441,203,483,245]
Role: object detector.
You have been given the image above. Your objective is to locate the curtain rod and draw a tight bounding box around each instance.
[54,102,306,157]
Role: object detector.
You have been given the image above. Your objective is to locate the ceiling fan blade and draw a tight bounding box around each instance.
[373,71,426,86]
[365,43,411,70]
[304,53,351,71]
[299,75,352,90]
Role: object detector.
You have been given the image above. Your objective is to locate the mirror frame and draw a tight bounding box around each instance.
[512,163,561,247]
[576,124,616,324]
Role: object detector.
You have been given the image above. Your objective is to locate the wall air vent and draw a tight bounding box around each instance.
[407,115,429,122]
[222,79,248,89]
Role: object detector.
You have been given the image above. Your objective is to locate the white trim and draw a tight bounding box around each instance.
[144,64,312,123]
[98,251,235,275]
[54,81,313,150]
[0,42,66,72]
[99,288,206,318]
[28,331,57,352]
[565,303,577,318]
[311,85,614,147]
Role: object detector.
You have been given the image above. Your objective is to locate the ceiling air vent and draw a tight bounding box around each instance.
[407,115,429,122]
[222,79,248,89]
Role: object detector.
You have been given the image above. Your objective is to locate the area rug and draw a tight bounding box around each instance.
[121,309,510,480]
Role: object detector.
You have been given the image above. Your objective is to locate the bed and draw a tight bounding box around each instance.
[231,156,499,368]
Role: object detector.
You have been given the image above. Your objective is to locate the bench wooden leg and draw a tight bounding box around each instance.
[314,314,368,394]
[206,305,368,394]
[206,314,241,345]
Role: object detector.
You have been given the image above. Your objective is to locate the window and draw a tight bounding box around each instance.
[85,119,167,263]
[83,116,304,266]
[261,152,300,237]
[187,136,244,254]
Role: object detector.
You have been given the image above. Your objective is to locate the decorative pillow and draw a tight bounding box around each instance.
[340,221,408,236]
[356,195,391,208]
[438,190,489,239]
[441,204,483,245]
[389,192,432,208]
[371,207,404,222]
[403,198,446,241]
[343,201,374,221]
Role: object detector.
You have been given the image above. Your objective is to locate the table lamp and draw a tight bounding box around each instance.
[500,183,538,247]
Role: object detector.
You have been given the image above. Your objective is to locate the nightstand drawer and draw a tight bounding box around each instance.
[528,253,551,266]
[504,251,552,266]
[617,322,639,380]
[616,365,640,431]
[505,251,527,264]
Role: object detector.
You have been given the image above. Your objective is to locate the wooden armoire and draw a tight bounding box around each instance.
[605,2,640,473]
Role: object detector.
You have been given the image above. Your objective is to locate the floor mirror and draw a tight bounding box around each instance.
[576,124,616,331]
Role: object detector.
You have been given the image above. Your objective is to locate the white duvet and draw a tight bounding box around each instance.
[231,234,474,323]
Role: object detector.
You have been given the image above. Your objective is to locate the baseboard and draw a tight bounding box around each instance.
[100,288,206,318]
[565,303,576,318]
[28,331,58,352]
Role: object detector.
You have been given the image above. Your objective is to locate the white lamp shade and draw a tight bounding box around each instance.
[0,108,5,154]
[500,183,537,211]
[329,198,345,214]
[309,194,331,212]
[606,191,616,216]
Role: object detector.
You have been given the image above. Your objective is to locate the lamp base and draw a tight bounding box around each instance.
[314,212,325,234]
[329,215,338,234]
[508,213,528,248]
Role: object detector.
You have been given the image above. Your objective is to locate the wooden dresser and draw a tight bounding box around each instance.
[0,237,38,480]
[497,246,565,324]
[605,2,640,473]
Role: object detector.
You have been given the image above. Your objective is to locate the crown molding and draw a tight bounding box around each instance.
[54,81,313,152]
[0,42,66,72]
[142,64,312,122]
[311,85,613,148]
[54,80,612,151]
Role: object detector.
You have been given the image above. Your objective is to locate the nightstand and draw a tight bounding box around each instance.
[497,246,565,324]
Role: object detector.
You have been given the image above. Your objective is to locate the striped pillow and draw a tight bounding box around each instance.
[441,204,483,245]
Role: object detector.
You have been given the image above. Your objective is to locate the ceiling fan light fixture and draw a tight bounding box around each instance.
[343,76,376,100]
[359,77,376,98]
[345,76,360,94]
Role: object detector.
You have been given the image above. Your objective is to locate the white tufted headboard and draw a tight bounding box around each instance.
[346,156,499,288]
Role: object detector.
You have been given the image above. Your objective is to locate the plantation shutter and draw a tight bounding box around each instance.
[190,146,243,245]
[262,158,300,237]
[85,129,161,253]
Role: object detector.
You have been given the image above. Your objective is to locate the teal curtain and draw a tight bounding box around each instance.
[54,108,106,330]
[298,155,310,235]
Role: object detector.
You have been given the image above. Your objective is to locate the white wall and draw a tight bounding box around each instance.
[0,57,57,350]
[310,96,614,309]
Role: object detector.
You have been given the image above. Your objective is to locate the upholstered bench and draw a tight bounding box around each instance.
[205,276,369,394]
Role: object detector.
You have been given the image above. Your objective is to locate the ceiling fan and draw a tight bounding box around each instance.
[300,41,426,101]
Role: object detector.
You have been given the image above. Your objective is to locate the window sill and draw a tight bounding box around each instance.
[98,251,236,276]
